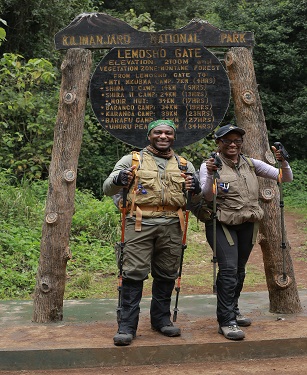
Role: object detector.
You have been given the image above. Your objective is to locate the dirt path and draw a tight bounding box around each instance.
[182,210,307,295]
[1,211,306,375]
[2,356,307,375]
[248,210,307,290]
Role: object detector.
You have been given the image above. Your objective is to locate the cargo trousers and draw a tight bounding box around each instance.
[115,218,183,335]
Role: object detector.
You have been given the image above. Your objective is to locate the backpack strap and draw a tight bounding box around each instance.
[241,154,255,172]
[132,150,142,169]
[129,151,142,218]
[221,223,235,246]
[174,154,188,172]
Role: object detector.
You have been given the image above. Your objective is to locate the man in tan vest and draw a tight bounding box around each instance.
[103,119,200,346]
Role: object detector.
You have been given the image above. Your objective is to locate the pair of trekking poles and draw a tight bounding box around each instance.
[115,180,192,323]
[115,172,193,323]
[210,144,291,291]
[174,152,221,321]
[117,142,290,323]
[210,144,291,292]
[173,163,224,320]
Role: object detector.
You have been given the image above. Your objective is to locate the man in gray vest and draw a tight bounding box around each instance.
[199,124,293,340]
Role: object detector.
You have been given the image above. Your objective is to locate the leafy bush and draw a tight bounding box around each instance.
[0,171,120,300]
[0,171,47,298]
[68,190,120,275]
[283,159,307,212]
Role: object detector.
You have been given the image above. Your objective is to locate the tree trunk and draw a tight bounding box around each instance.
[33,48,92,323]
[225,47,302,313]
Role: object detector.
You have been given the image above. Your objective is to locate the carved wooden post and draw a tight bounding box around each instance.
[225,47,302,313]
[33,48,92,323]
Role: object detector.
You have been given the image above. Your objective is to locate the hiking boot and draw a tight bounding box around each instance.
[218,324,245,340]
[152,323,181,337]
[236,313,252,327]
[113,332,134,346]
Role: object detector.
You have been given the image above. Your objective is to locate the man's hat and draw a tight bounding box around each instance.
[214,124,245,139]
[147,119,177,136]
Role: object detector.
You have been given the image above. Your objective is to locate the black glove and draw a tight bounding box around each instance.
[274,142,290,161]
[211,152,223,168]
[190,174,201,194]
[113,170,129,186]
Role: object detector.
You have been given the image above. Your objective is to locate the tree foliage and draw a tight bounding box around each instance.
[98,0,307,160]
[0,53,58,179]
[0,17,6,45]
[0,3,156,196]
[0,52,132,196]
[0,0,95,61]
[0,0,306,196]
[212,0,307,159]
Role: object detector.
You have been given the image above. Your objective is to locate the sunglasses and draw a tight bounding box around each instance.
[220,139,243,145]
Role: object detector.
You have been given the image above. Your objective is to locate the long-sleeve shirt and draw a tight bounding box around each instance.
[200,157,293,202]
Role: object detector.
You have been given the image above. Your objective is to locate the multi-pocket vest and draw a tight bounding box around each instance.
[216,155,264,225]
[127,151,187,231]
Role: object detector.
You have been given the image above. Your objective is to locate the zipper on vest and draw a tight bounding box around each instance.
[158,161,165,205]
[234,164,241,176]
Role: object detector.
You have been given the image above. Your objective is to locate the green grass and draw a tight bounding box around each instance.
[245,264,267,287]
[0,161,306,301]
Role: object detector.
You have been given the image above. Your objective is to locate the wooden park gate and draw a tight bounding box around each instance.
[33,13,301,323]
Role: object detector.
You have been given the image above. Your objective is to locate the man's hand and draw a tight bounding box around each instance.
[272,142,290,162]
[205,157,219,174]
[206,152,223,174]
[113,165,136,186]
[181,173,201,193]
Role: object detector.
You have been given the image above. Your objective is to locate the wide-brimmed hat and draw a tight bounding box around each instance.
[214,124,245,139]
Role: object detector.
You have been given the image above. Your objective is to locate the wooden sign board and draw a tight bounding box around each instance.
[89,46,230,148]
[55,13,254,50]
[55,13,255,147]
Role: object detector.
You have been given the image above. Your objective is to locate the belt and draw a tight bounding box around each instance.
[135,205,179,212]
[132,205,185,232]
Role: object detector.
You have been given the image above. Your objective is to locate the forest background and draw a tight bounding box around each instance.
[0,0,306,300]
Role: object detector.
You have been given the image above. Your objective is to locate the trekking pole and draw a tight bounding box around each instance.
[211,152,222,294]
[273,142,292,288]
[173,188,192,322]
[116,187,128,323]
